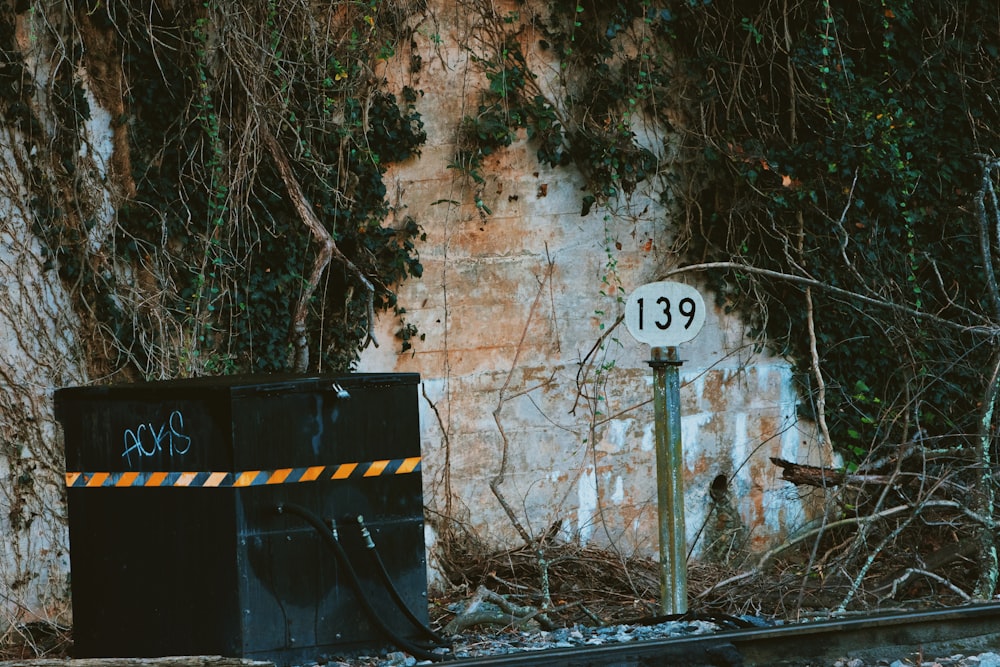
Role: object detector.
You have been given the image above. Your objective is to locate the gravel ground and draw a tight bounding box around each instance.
[317,617,1000,667]
[833,654,1000,667]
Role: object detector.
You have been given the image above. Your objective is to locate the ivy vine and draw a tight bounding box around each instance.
[457,0,1000,466]
[671,0,1000,460]
[33,0,428,379]
[13,0,1000,495]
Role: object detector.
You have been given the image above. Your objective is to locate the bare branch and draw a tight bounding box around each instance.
[491,256,556,546]
[660,261,998,336]
[261,123,378,371]
[976,155,1000,320]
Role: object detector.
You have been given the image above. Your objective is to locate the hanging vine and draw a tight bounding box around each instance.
[455,0,1000,475]
[46,0,430,379]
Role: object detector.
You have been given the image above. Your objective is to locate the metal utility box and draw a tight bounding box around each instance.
[55,373,428,666]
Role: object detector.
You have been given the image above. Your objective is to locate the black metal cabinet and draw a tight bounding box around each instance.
[55,373,427,665]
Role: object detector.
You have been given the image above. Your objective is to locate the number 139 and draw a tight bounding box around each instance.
[636,296,697,330]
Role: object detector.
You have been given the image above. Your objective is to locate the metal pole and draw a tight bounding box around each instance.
[649,345,688,615]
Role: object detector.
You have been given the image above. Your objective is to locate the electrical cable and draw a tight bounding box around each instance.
[276,503,449,662]
[352,514,450,648]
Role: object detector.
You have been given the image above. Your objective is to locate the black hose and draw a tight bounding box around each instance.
[352,514,449,647]
[276,503,448,662]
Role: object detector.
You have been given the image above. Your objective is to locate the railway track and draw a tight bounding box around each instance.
[443,602,1000,667]
[4,603,1000,667]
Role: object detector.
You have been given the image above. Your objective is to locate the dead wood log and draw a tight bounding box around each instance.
[770,457,894,488]
[443,584,550,634]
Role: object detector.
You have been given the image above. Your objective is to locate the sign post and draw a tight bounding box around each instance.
[624,281,706,616]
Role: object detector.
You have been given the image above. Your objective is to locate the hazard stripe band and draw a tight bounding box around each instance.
[65,457,421,489]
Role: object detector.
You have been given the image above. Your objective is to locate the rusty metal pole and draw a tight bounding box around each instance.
[649,345,688,615]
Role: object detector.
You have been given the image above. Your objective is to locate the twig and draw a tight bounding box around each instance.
[796,403,828,616]
[490,256,556,546]
[882,568,973,602]
[422,382,454,520]
[974,347,1000,598]
[570,313,625,416]
[794,278,834,616]
[804,287,832,449]
[975,155,1000,321]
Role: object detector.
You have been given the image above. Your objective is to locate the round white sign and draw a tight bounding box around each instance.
[624,281,706,347]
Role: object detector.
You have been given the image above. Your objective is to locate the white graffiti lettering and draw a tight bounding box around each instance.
[122,410,193,467]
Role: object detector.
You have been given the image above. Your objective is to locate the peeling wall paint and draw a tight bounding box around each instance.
[577,467,598,546]
[358,0,833,579]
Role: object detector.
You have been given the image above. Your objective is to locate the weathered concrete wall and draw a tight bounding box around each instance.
[359,1,830,581]
[0,12,102,623]
[0,0,832,624]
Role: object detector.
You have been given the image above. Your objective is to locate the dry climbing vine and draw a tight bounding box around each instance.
[58,0,429,379]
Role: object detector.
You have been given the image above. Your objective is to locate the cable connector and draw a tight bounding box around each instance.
[356,515,375,549]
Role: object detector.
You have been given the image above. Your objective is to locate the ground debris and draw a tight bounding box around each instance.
[0,658,273,667]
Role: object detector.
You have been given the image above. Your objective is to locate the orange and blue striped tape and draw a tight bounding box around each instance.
[65,456,421,489]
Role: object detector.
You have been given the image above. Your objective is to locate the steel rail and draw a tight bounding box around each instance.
[444,602,1000,667]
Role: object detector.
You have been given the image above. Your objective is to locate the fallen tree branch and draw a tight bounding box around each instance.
[696,499,993,601]
[872,537,978,601]
[769,457,895,488]
[443,585,578,634]
[883,568,973,602]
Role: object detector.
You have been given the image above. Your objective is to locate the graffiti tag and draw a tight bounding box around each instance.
[122,410,192,467]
